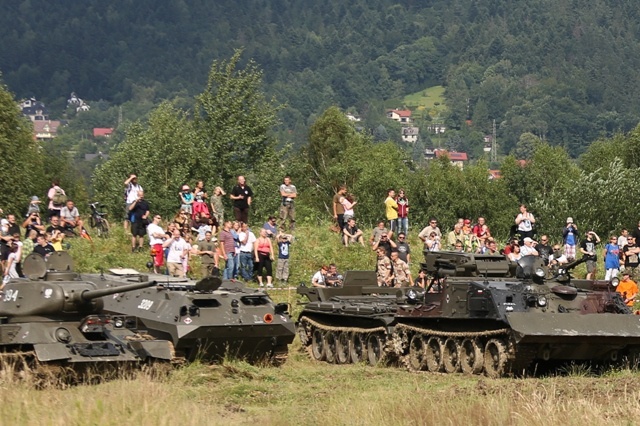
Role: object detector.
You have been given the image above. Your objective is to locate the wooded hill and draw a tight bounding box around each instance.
[2,0,640,155]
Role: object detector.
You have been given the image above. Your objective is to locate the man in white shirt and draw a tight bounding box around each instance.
[520,237,539,257]
[124,174,143,229]
[162,229,189,277]
[238,222,257,281]
[60,200,84,234]
[147,215,166,274]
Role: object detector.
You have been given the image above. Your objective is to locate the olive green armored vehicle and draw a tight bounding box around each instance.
[87,269,295,365]
[297,271,409,365]
[394,252,640,377]
[0,253,174,384]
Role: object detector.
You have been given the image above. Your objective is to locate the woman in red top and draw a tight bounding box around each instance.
[254,228,274,288]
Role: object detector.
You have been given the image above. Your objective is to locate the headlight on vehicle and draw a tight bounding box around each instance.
[611,277,620,287]
[537,295,547,307]
[535,268,545,278]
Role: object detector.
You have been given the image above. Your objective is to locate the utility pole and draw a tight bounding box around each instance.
[491,119,497,163]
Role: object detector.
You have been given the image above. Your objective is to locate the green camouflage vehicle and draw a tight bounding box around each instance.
[394,252,640,377]
[0,252,174,385]
[87,269,296,365]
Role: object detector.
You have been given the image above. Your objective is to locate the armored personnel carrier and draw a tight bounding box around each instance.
[296,271,409,365]
[86,269,296,365]
[0,253,174,385]
[394,252,640,377]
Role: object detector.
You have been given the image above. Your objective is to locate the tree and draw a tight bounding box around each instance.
[93,102,205,217]
[194,49,282,187]
[0,82,47,215]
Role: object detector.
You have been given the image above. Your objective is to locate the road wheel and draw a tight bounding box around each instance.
[366,334,384,366]
[350,333,365,363]
[484,339,508,378]
[460,338,484,375]
[335,332,350,364]
[311,328,326,361]
[406,334,427,371]
[324,332,337,363]
[425,337,444,372]
[442,338,461,373]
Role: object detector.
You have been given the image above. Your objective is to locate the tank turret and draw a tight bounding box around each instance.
[0,279,158,318]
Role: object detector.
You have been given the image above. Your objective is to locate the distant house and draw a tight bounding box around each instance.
[93,128,114,138]
[33,120,62,140]
[488,170,502,180]
[20,97,49,121]
[429,149,469,169]
[387,108,412,123]
[428,123,446,134]
[401,126,419,143]
[345,113,361,122]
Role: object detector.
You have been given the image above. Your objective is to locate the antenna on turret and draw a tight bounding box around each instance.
[100,268,105,280]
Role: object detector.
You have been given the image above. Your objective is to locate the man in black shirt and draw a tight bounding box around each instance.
[395,232,411,264]
[623,235,640,281]
[128,190,150,252]
[230,175,253,224]
[536,234,553,266]
[33,234,55,258]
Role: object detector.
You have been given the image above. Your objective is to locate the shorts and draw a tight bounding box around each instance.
[131,220,147,237]
[151,243,164,267]
[168,262,184,277]
[586,259,597,273]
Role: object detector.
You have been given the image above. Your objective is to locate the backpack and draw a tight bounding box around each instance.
[52,187,67,207]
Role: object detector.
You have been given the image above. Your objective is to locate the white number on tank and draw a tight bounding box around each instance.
[3,289,18,302]
[137,299,154,310]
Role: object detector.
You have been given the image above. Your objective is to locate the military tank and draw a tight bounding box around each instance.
[296,271,409,365]
[85,269,296,365]
[394,252,640,377]
[0,252,174,385]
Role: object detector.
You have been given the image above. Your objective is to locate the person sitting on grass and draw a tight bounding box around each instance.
[343,218,365,247]
[616,271,638,307]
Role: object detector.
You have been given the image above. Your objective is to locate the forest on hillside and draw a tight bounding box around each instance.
[2,0,640,155]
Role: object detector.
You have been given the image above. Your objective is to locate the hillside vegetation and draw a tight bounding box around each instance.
[2,0,640,153]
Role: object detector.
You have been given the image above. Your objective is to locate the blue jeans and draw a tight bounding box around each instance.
[397,217,408,235]
[239,252,254,280]
[223,252,236,279]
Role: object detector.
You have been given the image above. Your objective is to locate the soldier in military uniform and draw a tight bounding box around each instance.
[376,247,393,287]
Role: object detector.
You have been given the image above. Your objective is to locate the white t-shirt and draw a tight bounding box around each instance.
[516,213,533,232]
[312,270,325,286]
[147,223,165,245]
[126,183,143,204]
[166,238,189,263]
[239,231,256,252]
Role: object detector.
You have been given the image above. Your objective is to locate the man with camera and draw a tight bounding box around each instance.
[580,230,601,280]
[162,229,189,278]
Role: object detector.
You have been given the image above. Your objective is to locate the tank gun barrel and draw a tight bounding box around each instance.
[79,281,157,301]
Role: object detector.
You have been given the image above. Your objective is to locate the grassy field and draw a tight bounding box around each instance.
[2,222,628,425]
[403,85,447,120]
[4,347,640,425]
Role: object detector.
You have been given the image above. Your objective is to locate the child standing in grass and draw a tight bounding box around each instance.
[276,233,292,285]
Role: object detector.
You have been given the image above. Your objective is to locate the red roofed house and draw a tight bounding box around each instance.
[488,170,502,180]
[33,120,62,141]
[387,108,412,123]
[434,149,468,169]
[93,128,114,138]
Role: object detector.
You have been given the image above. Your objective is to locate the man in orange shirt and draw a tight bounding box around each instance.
[616,271,638,307]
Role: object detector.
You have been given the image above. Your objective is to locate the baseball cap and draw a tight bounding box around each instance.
[31,196,39,201]
[524,237,533,243]
[464,219,471,225]
[566,217,573,223]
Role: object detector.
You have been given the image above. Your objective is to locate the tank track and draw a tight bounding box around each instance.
[395,323,535,377]
[298,317,535,377]
[298,316,388,365]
